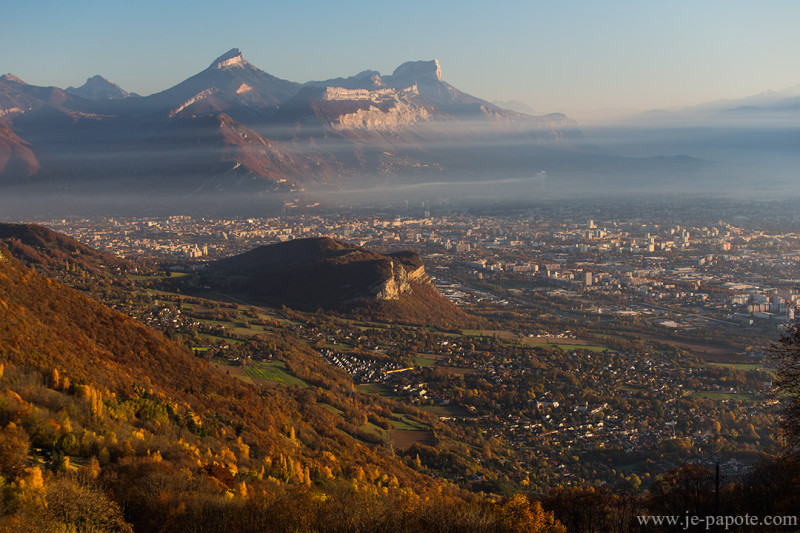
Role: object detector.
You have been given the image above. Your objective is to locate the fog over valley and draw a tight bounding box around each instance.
[4,48,800,217]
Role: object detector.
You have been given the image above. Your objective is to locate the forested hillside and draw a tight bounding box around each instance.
[0,244,563,531]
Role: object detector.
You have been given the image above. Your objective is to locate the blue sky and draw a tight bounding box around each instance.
[3,0,799,121]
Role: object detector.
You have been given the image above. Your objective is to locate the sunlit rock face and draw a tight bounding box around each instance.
[321,85,432,132]
[390,59,444,84]
[369,261,429,301]
[210,48,246,69]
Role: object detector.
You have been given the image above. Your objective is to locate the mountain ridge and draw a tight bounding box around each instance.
[0,49,582,194]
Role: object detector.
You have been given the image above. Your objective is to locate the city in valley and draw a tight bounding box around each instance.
[4,5,800,530]
[28,197,791,490]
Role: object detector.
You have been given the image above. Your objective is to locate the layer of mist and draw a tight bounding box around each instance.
[3,105,800,218]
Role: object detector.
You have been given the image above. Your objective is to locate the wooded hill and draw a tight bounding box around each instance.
[204,237,477,328]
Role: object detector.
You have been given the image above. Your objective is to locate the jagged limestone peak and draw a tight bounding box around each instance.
[209,48,246,69]
[391,59,443,84]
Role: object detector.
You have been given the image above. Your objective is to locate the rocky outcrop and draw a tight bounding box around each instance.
[209,48,247,69]
[168,88,219,117]
[322,85,433,132]
[389,60,444,84]
[406,264,428,283]
[369,261,410,300]
[0,74,26,84]
[368,260,429,301]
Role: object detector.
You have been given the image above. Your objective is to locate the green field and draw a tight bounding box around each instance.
[355,383,399,398]
[319,342,352,351]
[707,362,769,372]
[242,360,308,387]
[355,383,382,394]
[128,272,189,281]
[199,333,243,344]
[414,356,437,368]
[523,342,611,353]
[360,421,389,440]
[460,329,516,339]
[691,391,756,401]
[212,363,254,384]
[551,344,612,353]
[390,412,428,431]
[620,384,648,392]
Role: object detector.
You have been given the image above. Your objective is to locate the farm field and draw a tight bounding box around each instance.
[390,429,436,450]
[241,360,308,387]
[213,363,254,384]
[690,391,756,401]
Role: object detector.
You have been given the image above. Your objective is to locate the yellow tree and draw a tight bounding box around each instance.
[499,494,566,533]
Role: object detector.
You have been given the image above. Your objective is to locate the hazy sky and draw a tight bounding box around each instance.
[3,0,799,122]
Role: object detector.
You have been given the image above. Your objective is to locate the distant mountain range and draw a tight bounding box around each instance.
[0,49,577,194]
[694,85,800,115]
[629,84,800,124]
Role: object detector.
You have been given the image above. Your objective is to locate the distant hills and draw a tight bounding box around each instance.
[693,85,800,115]
[628,84,800,124]
[206,237,473,327]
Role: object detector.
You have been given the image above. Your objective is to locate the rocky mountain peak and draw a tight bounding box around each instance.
[353,70,384,86]
[390,60,443,85]
[209,48,246,69]
[66,75,130,100]
[354,69,382,79]
[0,73,27,84]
